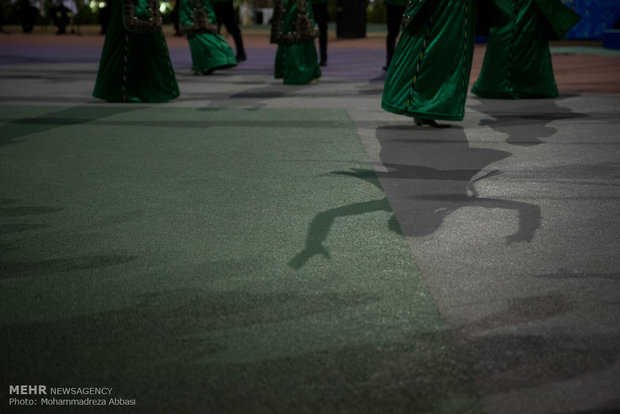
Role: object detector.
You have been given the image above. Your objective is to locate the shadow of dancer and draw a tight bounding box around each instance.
[288,197,394,269]
[289,171,394,269]
[374,125,542,243]
[473,98,587,146]
[290,125,543,269]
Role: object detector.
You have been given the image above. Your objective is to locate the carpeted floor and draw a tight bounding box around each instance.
[0,104,479,412]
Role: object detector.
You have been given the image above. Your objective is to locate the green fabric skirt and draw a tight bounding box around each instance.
[381,0,477,121]
[472,0,579,99]
[180,0,236,74]
[274,42,321,85]
[472,0,556,99]
[187,33,237,74]
[93,0,179,103]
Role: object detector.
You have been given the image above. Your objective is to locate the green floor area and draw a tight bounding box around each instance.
[1,105,479,412]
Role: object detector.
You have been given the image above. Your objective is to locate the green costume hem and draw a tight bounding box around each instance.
[381,102,464,121]
[381,0,476,122]
[471,0,576,100]
[274,42,321,85]
[92,92,180,103]
[471,85,558,100]
[181,0,237,74]
[275,76,321,85]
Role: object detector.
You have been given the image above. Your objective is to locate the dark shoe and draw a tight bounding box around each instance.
[319,60,326,67]
[414,118,450,128]
[236,52,247,62]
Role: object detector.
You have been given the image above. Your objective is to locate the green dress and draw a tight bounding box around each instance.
[472,0,580,99]
[271,0,321,85]
[93,0,180,102]
[179,0,237,74]
[381,0,479,121]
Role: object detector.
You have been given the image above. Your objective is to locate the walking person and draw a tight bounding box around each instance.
[171,0,181,35]
[16,0,41,33]
[213,0,246,61]
[0,0,7,33]
[49,0,76,34]
[472,0,580,99]
[383,0,405,70]
[312,0,328,66]
[271,0,321,85]
[179,0,237,74]
[381,0,510,125]
[97,0,110,34]
[93,0,179,102]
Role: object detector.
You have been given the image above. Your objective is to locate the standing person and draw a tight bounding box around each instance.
[49,0,76,34]
[381,0,509,125]
[472,0,580,99]
[271,0,321,85]
[383,0,405,70]
[98,0,111,34]
[311,0,328,66]
[92,0,179,102]
[213,0,246,61]
[171,0,181,35]
[16,0,41,33]
[0,0,6,33]
[179,0,237,74]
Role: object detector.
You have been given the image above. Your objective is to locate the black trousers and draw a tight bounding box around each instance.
[214,0,241,36]
[18,2,39,33]
[50,4,69,33]
[312,3,328,63]
[214,0,245,56]
[385,4,405,66]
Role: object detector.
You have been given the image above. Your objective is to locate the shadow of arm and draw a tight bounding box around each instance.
[289,198,391,269]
